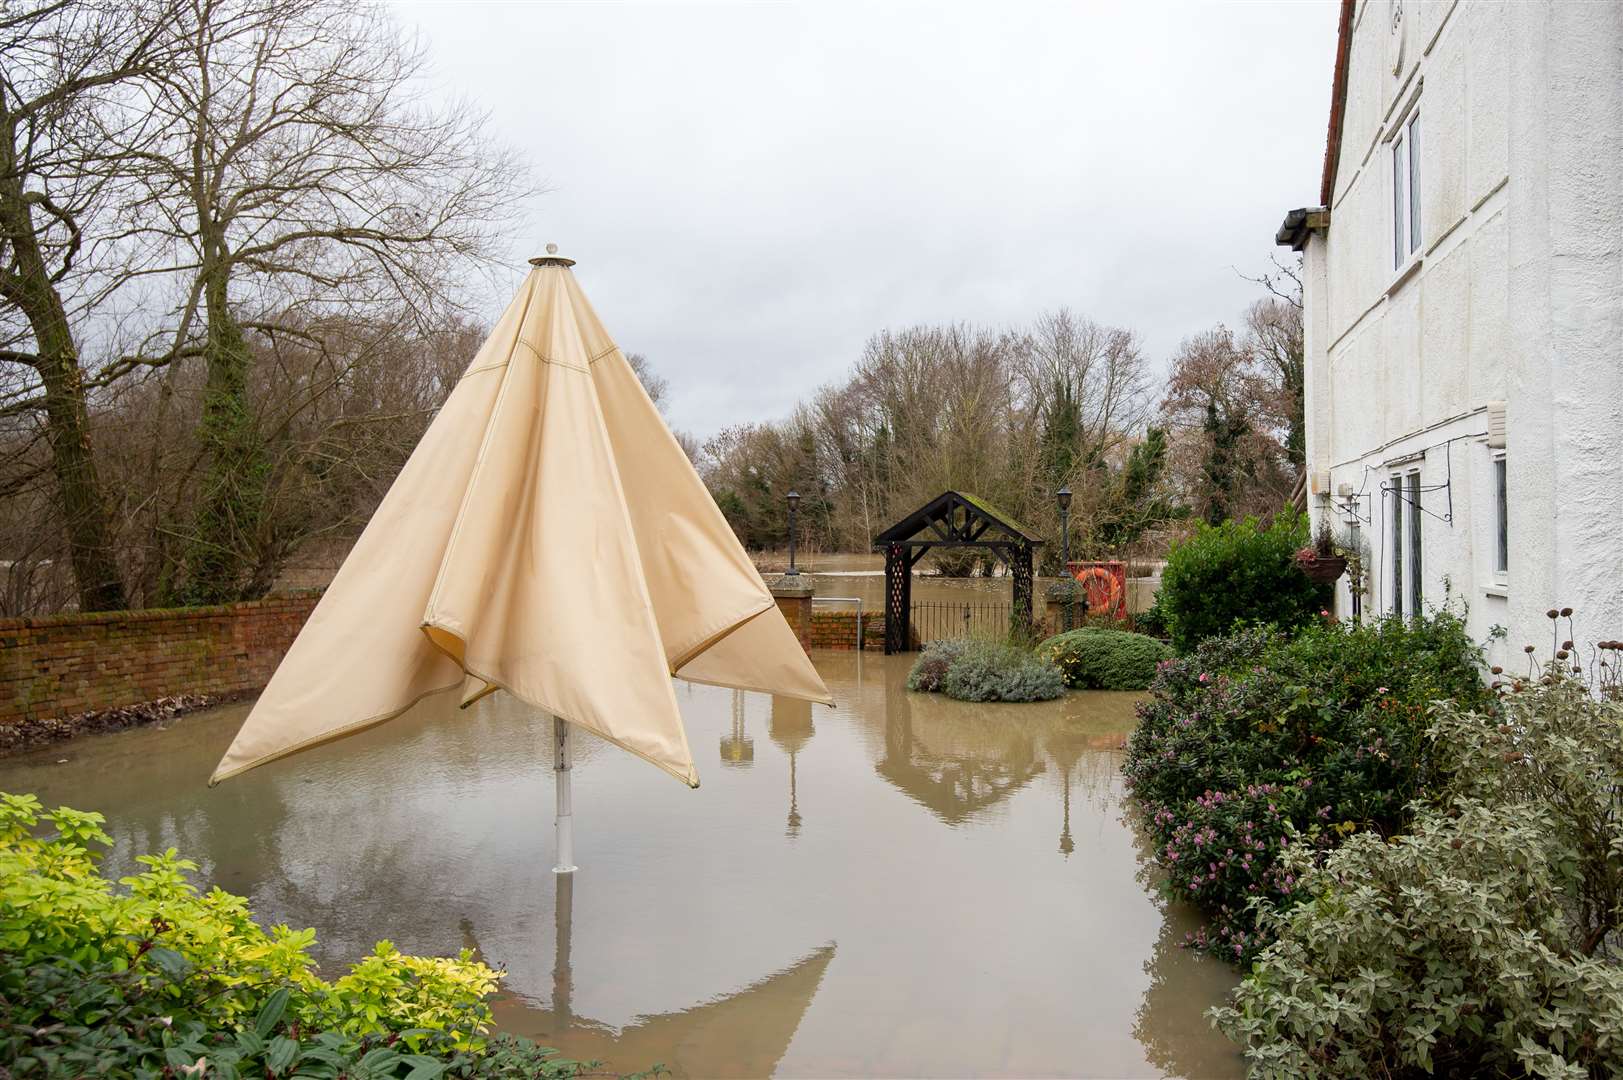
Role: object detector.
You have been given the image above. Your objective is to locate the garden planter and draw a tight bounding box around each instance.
[1296,555,1347,584]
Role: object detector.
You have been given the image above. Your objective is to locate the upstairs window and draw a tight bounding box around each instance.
[1392,112,1421,268]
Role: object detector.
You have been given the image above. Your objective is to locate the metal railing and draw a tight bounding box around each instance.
[910,599,1014,644]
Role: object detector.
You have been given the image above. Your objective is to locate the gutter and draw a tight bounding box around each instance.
[1276,206,1331,251]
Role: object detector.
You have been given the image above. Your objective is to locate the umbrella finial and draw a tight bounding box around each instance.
[529,243,576,268]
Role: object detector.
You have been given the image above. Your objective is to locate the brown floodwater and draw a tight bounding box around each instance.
[0,652,1239,1079]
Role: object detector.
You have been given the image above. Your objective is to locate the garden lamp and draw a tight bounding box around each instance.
[785,490,801,576]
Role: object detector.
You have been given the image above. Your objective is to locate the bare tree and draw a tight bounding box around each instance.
[1012,308,1151,480]
[107,0,530,602]
[0,0,180,611]
[88,304,486,606]
[625,352,668,410]
[1161,325,1294,525]
[1240,256,1305,472]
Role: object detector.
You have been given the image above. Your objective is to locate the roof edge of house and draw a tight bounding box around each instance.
[1320,0,1357,207]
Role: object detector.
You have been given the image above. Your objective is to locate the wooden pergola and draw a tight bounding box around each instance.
[872,491,1044,654]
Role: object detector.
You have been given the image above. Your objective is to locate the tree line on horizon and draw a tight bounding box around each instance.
[691,262,1305,574]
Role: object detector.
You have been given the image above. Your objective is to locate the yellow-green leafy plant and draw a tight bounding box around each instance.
[0,792,500,1049]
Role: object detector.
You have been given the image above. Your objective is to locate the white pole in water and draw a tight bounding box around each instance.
[553,716,577,874]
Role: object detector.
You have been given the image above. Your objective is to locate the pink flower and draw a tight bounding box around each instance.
[1198,672,1210,683]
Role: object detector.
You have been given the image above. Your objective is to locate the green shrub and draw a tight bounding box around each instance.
[0,952,588,1078]
[1158,508,1329,653]
[906,638,971,693]
[1213,674,1623,1078]
[0,792,630,1077]
[1037,628,1173,690]
[0,793,497,1048]
[1122,610,1489,961]
[1132,590,1171,640]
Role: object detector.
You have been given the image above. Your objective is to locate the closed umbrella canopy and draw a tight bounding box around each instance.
[211,248,832,790]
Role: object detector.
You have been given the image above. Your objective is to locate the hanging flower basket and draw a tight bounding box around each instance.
[1295,551,1347,584]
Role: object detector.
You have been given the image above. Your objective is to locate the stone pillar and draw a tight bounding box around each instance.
[1045,580,1086,636]
[770,575,815,652]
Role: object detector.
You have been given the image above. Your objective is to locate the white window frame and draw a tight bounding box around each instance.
[1492,451,1508,583]
[1391,110,1422,270]
[1389,469,1423,617]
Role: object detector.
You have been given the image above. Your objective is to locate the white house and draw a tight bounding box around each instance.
[1277,0,1623,667]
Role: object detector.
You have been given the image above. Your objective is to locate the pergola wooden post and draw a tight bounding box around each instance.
[872,492,1044,654]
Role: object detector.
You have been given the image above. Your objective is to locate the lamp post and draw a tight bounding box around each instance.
[1056,486,1073,630]
[785,490,801,576]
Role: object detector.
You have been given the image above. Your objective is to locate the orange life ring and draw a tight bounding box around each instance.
[1072,565,1124,615]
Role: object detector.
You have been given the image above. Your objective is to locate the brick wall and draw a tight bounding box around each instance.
[772,593,813,650]
[0,595,319,728]
[808,610,887,650]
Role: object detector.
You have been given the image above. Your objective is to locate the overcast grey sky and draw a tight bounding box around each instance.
[392,1,1339,439]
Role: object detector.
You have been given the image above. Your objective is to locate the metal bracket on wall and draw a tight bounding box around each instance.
[1376,432,1488,527]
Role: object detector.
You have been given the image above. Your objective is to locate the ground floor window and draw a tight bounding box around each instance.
[1390,471,1423,616]
[1493,453,1508,576]
[1406,471,1423,614]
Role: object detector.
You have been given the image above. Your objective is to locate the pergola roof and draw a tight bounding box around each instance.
[872,490,1044,548]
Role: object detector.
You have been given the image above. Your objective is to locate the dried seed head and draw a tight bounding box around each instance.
[1490,665,1504,675]
[1524,644,1536,654]
[1560,607,1573,617]
[1562,640,1574,651]
[1557,649,1570,660]
[1546,609,1559,619]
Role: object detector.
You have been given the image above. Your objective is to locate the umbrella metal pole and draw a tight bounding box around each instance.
[553,716,577,874]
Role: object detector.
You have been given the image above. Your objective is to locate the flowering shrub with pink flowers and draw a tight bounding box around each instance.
[1124,610,1489,962]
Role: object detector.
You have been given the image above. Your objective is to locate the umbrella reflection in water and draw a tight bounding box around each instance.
[474,872,836,1079]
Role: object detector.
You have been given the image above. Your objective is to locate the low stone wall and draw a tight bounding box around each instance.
[809,609,886,650]
[0,595,320,730]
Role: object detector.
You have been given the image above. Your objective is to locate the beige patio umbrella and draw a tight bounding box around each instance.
[211,245,833,871]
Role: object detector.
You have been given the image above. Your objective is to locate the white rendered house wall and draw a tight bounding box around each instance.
[1301,1,1623,666]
